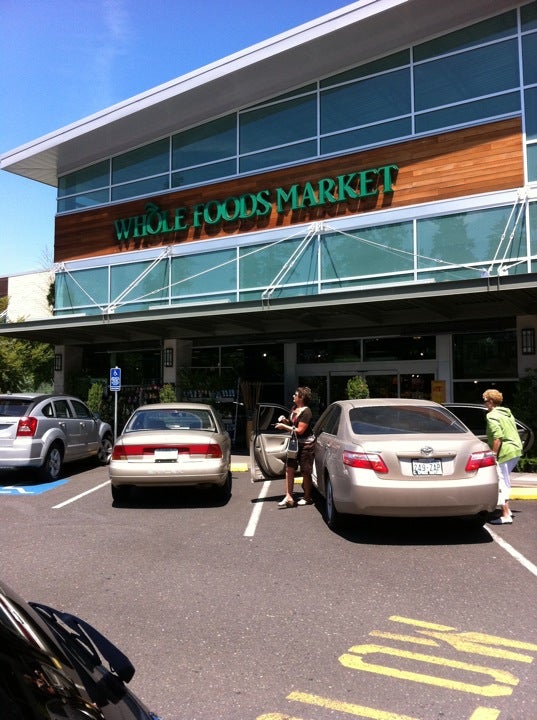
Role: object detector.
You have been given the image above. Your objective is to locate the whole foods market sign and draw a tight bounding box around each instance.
[114,164,397,243]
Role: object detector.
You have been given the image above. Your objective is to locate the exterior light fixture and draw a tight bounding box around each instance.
[54,353,63,371]
[164,347,174,367]
[521,328,535,355]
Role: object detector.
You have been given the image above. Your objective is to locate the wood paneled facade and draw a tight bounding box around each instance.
[54,118,523,264]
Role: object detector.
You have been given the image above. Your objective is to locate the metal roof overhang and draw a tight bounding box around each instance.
[1,275,536,347]
[0,0,521,186]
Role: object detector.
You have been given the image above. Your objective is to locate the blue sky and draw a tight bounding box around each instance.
[0,0,351,277]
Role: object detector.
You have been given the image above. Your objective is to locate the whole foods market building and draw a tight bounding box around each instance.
[2,0,537,428]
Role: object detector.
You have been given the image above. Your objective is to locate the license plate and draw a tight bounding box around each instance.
[412,459,442,475]
[155,449,178,462]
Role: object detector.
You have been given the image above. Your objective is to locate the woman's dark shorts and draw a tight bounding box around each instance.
[286,441,315,474]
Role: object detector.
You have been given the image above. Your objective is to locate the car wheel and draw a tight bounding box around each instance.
[214,471,232,501]
[40,444,63,482]
[111,484,130,503]
[325,476,341,530]
[97,433,113,465]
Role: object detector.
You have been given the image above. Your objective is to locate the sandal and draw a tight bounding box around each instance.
[278,498,295,508]
[297,497,313,506]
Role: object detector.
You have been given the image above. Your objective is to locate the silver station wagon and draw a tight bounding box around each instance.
[0,393,113,481]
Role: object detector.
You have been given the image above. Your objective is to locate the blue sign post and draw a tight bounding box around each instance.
[109,367,121,438]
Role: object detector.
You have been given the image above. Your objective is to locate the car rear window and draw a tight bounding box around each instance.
[125,409,215,432]
[349,405,467,435]
[0,399,32,417]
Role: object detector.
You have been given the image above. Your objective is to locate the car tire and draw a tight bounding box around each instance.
[97,433,113,465]
[111,484,130,503]
[39,444,63,482]
[214,470,232,501]
[325,476,341,530]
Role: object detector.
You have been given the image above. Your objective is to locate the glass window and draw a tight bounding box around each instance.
[71,400,92,419]
[453,331,517,378]
[414,40,519,111]
[57,189,110,212]
[112,139,169,185]
[172,114,236,167]
[321,68,410,134]
[239,95,316,154]
[525,87,537,141]
[321,118,411,155]
[172,159,236,188]
[321,50,409,88]
[417,207,526,274]
[55,267,109,309]
[239,237,318,294]
[239,141,316,173]
[414,11,517,61]
[298,340,362,363]
[111,260,169,308]
[54,400,72,418]
[415,92,520,134]
[528,143,537,183]
[171,249,236,298]
[521,2,537,32]
[111,175,170,201]
[321,222,414,282]
[363,336,436,361]
[58,160,109,197]
[522,32,537,84]
[316,405,341,436]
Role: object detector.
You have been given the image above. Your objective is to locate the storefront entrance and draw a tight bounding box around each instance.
[299,369,435,417]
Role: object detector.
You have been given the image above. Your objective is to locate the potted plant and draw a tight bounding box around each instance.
[346,375,370,399]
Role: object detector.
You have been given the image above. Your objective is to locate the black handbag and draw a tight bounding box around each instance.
[287,429,299,459]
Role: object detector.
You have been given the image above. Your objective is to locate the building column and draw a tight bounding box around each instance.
[165,339,193,391]
[53,345,83,394]
[517,315,537,376]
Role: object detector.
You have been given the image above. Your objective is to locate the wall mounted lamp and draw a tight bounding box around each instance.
[54,353,63,371]
[164,347,174,367]
[521,328,536,355]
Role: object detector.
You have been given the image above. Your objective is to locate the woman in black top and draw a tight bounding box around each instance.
[275,386,316,508]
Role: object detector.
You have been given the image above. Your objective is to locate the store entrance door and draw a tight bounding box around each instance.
[329,370,435,402]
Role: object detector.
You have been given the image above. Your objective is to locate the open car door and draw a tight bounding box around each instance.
[250,403,291,481]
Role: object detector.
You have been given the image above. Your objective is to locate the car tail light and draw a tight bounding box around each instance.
[16,416,38,437]
[465,451,497,472]
[343,450,388,473]
[111,443,223,459]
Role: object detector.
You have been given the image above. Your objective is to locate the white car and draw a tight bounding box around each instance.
[109,403,232,503]
[0,393,113,481]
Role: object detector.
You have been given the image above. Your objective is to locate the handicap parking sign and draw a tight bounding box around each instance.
[110,366,121,391]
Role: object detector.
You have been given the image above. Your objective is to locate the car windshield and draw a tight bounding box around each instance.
[349,405,467,435]
[124,409,216,432]
[0,399,32,417]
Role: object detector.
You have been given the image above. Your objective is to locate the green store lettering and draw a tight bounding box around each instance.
[113,164,398,243]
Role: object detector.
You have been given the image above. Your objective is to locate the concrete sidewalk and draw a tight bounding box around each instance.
[231,455,537,500]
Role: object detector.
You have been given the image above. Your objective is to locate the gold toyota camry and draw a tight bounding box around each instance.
[109,403,231,503]
[251,399,499,529]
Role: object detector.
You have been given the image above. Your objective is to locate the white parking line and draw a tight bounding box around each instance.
[486,526,537,578]
[52,481,110,509]
[244,480,271,537]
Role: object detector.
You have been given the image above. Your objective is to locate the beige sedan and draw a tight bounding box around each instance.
[313,399,499,529]
[109,403,231,503]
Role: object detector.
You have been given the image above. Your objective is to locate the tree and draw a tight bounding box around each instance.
[0,335,54,392]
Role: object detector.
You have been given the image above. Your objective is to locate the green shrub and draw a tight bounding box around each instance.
[159,383,176,402]
[346,375,370,399]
